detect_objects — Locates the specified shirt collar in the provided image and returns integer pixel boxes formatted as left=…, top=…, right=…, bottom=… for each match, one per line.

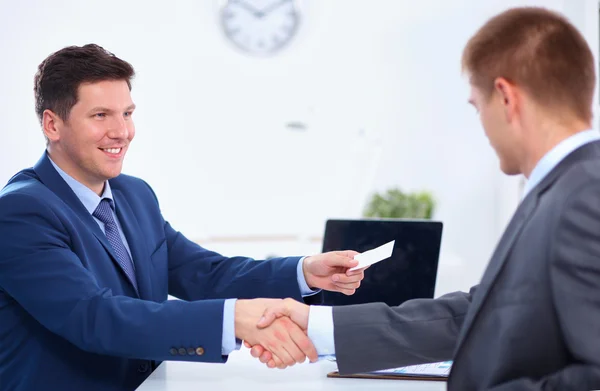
left=522, top=129, right=600, bottom=198
left=47, top=154, right=114, bottom=215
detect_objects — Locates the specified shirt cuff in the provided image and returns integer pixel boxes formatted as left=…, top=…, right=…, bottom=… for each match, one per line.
left=297, top=256, right=321, bottom=297
left=307, top=305, right=336, bottom=358
left=222, top=299, right=241, bottom=355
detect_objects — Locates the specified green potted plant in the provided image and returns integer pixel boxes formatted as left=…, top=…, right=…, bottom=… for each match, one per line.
left=363, top=188, right=435, bottom=219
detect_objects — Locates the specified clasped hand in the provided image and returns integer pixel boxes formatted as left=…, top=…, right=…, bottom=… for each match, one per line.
left=236, top=251, right=367, bottom=369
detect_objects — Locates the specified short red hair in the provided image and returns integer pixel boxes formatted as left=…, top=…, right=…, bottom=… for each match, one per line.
left=462, top=7, right=595, bottom=123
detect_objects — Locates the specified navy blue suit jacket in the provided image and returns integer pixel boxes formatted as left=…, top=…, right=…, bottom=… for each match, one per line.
left=0, top=154, right=305, bottom=391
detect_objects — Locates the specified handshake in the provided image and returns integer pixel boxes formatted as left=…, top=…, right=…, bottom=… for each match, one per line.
left=234, top=250, right=367, bottom=369
left=234, top=298, right=315, bottom=369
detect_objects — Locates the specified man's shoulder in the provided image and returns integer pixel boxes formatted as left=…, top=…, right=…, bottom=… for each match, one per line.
left=565, top=139, right=600, bottom=179
left=541, top=152, right=600, bottom=211
left=1, top=168, right=48, bottom=199
left=0, top=168, right=58, bottom=216
left=555, top=154, right=600, bottom=192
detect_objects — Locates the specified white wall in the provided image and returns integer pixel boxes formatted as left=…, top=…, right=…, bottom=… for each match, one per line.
left=0, top=0, right=596, bottom=295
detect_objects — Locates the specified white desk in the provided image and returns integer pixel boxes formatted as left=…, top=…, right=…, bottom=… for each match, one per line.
left=137, top=347, right=446, bottom=390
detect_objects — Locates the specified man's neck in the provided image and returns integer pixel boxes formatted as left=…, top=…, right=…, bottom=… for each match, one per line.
left=521, top=120, right=590, bottom=178
left=47, top=148, right=105, bottom=196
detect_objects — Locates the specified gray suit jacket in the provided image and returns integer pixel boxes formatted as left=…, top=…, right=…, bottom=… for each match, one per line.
left=333, top=140, right=600, bottom=390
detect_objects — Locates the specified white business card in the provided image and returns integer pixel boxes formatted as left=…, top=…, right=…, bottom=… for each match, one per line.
left=349, top=240, right=395, bottom=271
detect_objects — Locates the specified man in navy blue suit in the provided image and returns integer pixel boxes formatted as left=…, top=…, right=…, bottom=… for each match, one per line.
left=0, top=44, right=365, bottom=391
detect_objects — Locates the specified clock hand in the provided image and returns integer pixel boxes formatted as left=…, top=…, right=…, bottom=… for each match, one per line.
left=233, top=0, right=263, bottom=17
left=257, top=0, right=291, bottom=18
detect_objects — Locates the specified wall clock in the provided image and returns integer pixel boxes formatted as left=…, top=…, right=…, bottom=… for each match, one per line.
left=220, top=0, right=301, bottom=56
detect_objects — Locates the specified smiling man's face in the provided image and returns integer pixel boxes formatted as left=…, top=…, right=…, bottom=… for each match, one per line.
left=46, top=79, right=136, bottom=193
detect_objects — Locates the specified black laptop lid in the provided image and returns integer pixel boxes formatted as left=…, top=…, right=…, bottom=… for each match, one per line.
left=320, top=219, right=443, bottom=307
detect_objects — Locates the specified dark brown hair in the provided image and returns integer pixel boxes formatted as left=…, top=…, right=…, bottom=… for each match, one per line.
left=34, top=44, right=135, bottom=124
left=462, top=7, right=595, bottom=123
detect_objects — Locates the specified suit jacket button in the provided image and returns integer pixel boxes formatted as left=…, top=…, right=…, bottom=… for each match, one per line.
left=196, top=347, right=205, bottom=356
left=169, top=348, right=178, bottom=356
left=178, top=348, right=187, bottom=356
left=138, top=363, right=149, bottom=373
left=187, top=348, right=196, bottom=356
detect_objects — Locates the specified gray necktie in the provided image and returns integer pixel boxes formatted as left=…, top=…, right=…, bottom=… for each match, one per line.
left=93, top=198, right=138, bottom=291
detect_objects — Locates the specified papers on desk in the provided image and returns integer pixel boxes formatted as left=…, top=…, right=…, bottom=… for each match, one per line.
left=349, top=240, right=395, bottom=271
left=327, top=361, right=452, bottom=381
left=369, top=361, right=452, bottom=378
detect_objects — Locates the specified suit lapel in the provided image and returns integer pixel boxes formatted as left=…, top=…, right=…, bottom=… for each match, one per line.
left=112, top=189, right=153, bottom=300
left=33, top=153, right=140, bottom=297
left=453, top=194, right=538, bottom=354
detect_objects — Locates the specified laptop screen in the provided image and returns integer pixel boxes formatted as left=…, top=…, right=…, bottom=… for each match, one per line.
left=319, top=219, right=443, bottom=307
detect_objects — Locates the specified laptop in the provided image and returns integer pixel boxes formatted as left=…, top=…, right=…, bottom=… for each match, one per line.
left=319, top=218, right=443, bottom=307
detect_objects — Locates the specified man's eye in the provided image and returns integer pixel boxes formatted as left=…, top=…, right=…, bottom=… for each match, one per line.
left=95, top=113, right=106, bottom=118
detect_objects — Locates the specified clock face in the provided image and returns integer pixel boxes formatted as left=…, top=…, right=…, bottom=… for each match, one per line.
left=221, top=0, right=300, bottom=56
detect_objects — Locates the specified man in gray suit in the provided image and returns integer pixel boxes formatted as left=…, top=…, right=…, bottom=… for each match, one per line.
left=243, top=7, right=600, bottom=390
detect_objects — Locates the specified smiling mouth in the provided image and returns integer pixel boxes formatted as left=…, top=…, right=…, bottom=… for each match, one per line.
left=101, top=147, right=122, bottom=154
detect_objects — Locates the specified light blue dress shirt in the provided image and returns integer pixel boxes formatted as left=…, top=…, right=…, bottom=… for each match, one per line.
left=48, top=156, right=317, bottom=356
left=521, top=129, right=600, bottom=197
left=49, top=158, right=133, bottom=258
left=306, top=129, right=600, bottom=359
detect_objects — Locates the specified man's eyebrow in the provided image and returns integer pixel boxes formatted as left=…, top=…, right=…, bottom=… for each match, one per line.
left=88, top=104, right=136, bottom=113
left=89, top=106, right=113, bottom=113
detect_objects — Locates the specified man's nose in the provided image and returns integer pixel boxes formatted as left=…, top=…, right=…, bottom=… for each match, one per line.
left=108, top=116, right=129, bottom=139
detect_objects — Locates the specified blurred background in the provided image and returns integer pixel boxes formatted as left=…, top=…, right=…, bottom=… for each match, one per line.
left=1, top=0, right=598, bottom=296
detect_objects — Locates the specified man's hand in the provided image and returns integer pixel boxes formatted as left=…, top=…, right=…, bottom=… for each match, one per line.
left=244, top=298, right=311, bottom=368
left=302, top=250, right=366, bottom=295
left=235, top=299, right=317, bottom=368
left=258, top=298, right=310, bottom=329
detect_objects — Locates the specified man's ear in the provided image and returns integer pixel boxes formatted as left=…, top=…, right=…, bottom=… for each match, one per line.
left=42, top=110, right=63, bottom=142
left=494, top=77, right=518, bottom=123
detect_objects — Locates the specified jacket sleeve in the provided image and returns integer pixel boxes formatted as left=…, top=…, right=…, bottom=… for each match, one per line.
left=163, top=221, right=305, bottom=302
left=333, top=287, right=476, bottom=374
